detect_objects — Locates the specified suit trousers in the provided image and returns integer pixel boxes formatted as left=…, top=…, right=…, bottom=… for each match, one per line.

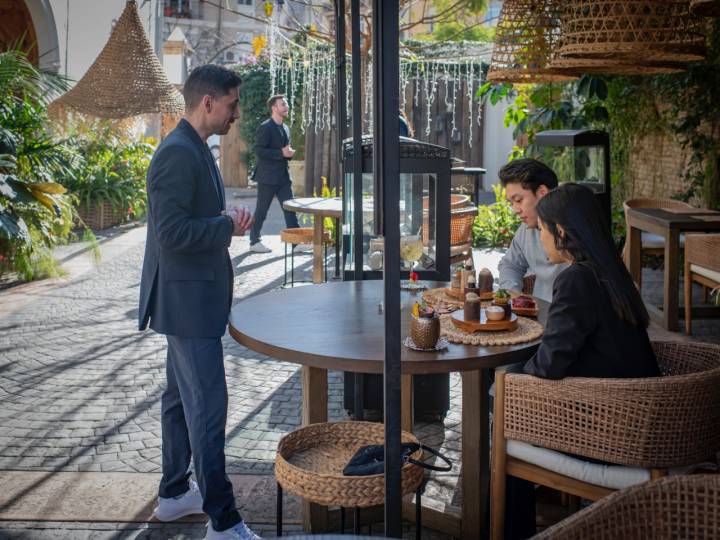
left=159, top=335, right=241, bottom=532
left=249, top=181, right=299, bottom=245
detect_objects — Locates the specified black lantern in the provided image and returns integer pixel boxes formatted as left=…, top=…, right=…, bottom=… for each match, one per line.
left=342, top=136, right=452, bottom=282
left=533, top=129, right=611, bottom=228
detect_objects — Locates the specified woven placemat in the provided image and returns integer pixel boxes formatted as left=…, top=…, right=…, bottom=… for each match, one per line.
left=440, top=313, right=543, bottom=346
left=423, top=287, right=493, bottom=314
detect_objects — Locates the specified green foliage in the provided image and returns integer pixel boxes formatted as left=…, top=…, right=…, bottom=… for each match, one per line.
left=472, top=184, right=520, bottom=248
left=233, top=62, right=305, bottom=174
left=415, top=23, right=494, bottom=43
left=235, top=64, right=271, bottom=172
left=0, top=47, right=76, bottom=281
left=299, top=176, right=337, bottom=242
left=56, top=126, right=155, bottom=220
left=649, top=20, right=720, bottom=207
left=413, top=0, right=493, bottom=42
left=478, top=20, right=720, bottom=251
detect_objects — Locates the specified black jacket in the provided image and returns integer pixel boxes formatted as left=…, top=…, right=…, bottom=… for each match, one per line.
left=138, top=119, right=234, bottom=338
left=253, top=118, right=291, bottom=185
left=524, top=263, right=660, bottom=380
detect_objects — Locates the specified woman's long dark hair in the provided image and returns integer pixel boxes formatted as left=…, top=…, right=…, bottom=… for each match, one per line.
left=536, top=183, right=649, bottom=328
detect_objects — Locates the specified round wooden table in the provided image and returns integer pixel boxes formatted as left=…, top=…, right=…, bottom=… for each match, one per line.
left=282, top=198, right=342, bottom=283
left=229, top=280, right=547, bottom=539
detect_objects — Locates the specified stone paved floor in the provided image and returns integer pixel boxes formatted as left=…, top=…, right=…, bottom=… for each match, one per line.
left=1, top=189, right=717, bottom=539
left=0, top=191, right=460, bottom=538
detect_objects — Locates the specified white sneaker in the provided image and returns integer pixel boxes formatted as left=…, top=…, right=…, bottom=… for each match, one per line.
left=293, top=243, right=313, bottom=253
left=153, top=479, right=204, bottom=521
left=204, top=520, right=263, bottom=540
left=249, top=241, right=272, bottom=253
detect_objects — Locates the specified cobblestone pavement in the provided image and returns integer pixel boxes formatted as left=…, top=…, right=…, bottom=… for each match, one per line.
left=2, top=190, right=716, bottom=539
left=0, top=193, right=460, bottom=538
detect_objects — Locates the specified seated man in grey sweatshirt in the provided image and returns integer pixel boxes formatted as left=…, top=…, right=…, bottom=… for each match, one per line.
left=497, top=158, right=568, bottom=302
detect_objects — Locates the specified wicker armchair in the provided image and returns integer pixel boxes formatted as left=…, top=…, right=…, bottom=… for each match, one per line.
left=622, top=198, right=693, bottom=286
left=449, top=205, right=478, bottom=264
left=490, top=341, right=720, bottom=540
left=684, top=233, right=720, bottom=334
left=532, top=474, right=720, bottom=539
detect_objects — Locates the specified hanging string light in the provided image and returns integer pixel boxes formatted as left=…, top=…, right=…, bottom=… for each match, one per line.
left=260, top=31, right=488, bottom=146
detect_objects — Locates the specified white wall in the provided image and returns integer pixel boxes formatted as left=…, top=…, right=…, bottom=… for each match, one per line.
left=48, top=0, right=161, bottom=83
left=25, top=0, right=60, bottom=72
left=482, top=97, right=516, bottom=191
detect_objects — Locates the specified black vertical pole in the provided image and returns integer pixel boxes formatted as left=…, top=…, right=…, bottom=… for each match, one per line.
left=334, top=0, right=346, bottom=282
left=334, top=0, right=346, bottom=158
left=351, top=0, right=363, bottom=280
left=372, top=0, right=402, bottom=537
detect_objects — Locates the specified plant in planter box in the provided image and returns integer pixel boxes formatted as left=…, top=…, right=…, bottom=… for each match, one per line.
left=0, top=48, right=76, bottom=281
left=58, top=126, right=155, bottom=228
left=472, top=184, right=520, bottom=248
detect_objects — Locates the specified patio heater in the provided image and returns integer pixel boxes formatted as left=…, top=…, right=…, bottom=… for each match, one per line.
left=341, top=136, right=452, bottom=282
left=340, top=138, right=453, bottom=427
left=533, top=129, right=612, bottom=229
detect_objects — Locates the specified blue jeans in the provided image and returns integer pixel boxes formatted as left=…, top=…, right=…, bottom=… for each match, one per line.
left=159, top=335, right=241, bottom=532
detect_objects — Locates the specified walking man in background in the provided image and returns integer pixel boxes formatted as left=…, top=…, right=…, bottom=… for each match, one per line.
left=138, top=64, right=261, bottom=540
left=248, top=95, right=301, bottom=253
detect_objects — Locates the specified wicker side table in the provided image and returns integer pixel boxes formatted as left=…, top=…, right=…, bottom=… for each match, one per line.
left=275, top=422, right=426, bottom=538
left=280, top=227, right=331, bottom=287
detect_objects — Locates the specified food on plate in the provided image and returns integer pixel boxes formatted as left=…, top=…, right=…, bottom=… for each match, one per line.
left=512, top=295, right=537, bottom=309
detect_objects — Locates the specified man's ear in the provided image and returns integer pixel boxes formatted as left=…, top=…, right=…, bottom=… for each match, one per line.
left=202, top=94, right=213, bottom=113
left=535, top=184, right=550, bottom=198
left=556, top=224, right=566, bottom=238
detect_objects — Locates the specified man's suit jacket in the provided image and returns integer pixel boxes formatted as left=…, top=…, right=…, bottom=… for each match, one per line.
left=138, top=119, right=234, bottom=338
left=253, top=118, right=291, bottom=185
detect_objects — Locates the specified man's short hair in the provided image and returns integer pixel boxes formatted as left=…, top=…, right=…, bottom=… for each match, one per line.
left=498, top=158, right=559, bottom=193
left=183, top=64, right=242, bottom=112
left=267, top=94, right=286, bottom=112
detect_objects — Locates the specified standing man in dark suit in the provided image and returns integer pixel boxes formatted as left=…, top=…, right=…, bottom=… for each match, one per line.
left=138, top=65, right=261, bottom=540
left=248, top=95, right=300, bottom=253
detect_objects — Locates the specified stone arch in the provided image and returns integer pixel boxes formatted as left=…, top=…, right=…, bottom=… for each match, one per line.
left=0, top=0, right=60, bottom=71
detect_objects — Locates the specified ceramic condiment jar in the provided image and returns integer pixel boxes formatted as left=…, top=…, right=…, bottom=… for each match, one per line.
left=463, top=292, right=481, bottom=321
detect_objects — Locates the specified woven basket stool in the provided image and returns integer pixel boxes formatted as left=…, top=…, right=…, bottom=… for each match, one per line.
left=275, top=422, right=426, bottom=537
left=280, top=227, right=331, bottom=287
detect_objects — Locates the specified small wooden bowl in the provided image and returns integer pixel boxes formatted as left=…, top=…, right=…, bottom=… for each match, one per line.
left=451, top=310, right=518, bottom=333
left=478, top=291, right=495, bottom=301
left=485, top=306, right=506, bottom=321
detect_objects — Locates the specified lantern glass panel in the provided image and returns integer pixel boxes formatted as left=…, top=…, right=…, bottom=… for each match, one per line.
left=343, top=171, right=438, bottom=273
left=533, top=145, right=607, bottom=194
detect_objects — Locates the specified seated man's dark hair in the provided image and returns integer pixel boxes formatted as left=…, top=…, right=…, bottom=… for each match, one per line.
left=183, top=64, right=242, bottom=112
left=267, top=94, right=286, bottom=112
left=498, top=158, right=558, bottom=193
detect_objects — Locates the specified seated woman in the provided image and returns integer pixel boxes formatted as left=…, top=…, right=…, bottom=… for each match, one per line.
left=524, top=182, right=660, bottom=379
left=504, top=183, right=660, bottom=539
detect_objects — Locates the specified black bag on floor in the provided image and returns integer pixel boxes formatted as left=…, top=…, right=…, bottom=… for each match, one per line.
left=342, top=443, right=452, bottom=476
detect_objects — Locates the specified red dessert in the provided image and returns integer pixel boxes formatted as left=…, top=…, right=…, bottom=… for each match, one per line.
left=512, top=295, right=537, bottom=309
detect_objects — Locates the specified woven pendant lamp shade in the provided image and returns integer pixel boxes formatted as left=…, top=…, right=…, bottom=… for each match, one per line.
left=557, top=0, right=706, bottom=64
left=50, top=1, right=184, bottom=119
left=487, top=0, right=579, bottom=84
left=548, top=57, right=686, bottom=75
left=691, top=0, right=720, bottom=17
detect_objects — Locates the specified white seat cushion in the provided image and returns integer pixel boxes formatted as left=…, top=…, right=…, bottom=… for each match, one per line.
left=507, top=440, right=650, bottom=490
left=690, top=264, right=720, bottom=284
left=641, top=232, right=685, bottom=250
